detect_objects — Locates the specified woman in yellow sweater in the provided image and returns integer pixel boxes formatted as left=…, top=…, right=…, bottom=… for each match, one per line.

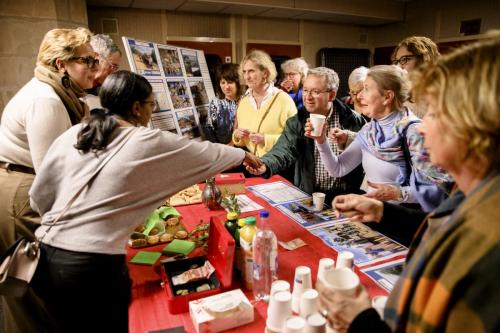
left=232, top=50, right=297, bottom=157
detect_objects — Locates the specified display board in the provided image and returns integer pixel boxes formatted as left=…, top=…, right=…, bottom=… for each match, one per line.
left=122, top=37, right=215, bottom=139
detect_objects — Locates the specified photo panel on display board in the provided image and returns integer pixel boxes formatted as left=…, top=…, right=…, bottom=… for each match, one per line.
left=157, top=45, right=184, bottom=77
left=124, top=38, right=160, bottom=76
left=189, top=79, right=210, bottom=106
left=175, top=109, right=200, bottom=139
left=180, top=49, right=202, bottom=77
left=167, top=80, right=193, bottom=109
left=150, top=112, right=179, bottom=135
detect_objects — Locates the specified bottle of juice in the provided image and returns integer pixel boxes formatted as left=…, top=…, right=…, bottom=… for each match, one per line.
left=225, top=211, right=238, bottom=239
left=240, top=216, right=258, bottom=290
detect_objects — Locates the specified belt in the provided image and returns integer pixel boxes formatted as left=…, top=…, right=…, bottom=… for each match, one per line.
left=0, top=162, right=36, bottom=175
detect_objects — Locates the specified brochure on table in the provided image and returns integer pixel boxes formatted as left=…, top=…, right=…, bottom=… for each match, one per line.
left=360, top=258, right=405, bottom=292
left=308, top=221, right=408, bottom=267
left=122, top=37, right=215, bottom=139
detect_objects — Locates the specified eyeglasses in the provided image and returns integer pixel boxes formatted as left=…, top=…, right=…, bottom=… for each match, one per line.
left=392, top=55, right=416, bottom=66
left=142, top=100, right=158, bottom=111
left=284, top=72, right=299, bottom=78
left=349, top=89, right=363, bottom=97
left=102, top=57, right=120, bottom=72
left=303, top=89, right=330, bottom=98
left=69, top=56, right=99, bottom=68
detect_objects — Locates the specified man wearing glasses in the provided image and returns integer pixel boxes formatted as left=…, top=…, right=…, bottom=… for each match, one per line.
left=245, top=67, right=366, bottom=202
left=84, top=34, right=122, bottom=109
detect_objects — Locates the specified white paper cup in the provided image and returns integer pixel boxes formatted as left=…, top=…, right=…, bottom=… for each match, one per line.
left=321, top=267, right=360, bottom=296
left=283, top=316, right=306, bottom=333
left=292, top=266, right=312, bottom=313
left=371, top=295, right=388, bottom=319
left=336, top=251, right=354, bottom=269
left=312, top=192, right=326, bottom=211
left=316, top=258, right=335, bottom=285
left=304, top=312, right=326, bottom=333
left=267, top=291, right=292, bottom=332
left=271, top=280, right=291, bottom=297
left=299, top=288, right=319, bottom=318
left=310, top=114, right=326, bottom=136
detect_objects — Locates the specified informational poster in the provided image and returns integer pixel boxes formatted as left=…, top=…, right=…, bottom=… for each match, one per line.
left=361, top=259, right=405, bottom=292
left=122, top=37, right=215, bottom=139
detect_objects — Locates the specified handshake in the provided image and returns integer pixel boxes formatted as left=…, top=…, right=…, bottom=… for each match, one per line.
left=243, top=152, right=267, bottom=175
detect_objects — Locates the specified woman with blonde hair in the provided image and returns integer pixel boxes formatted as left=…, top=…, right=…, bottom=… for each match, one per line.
left=306, top=65, right=450, bottom=215
left=0, top=26, right=97, bottom=332
left=232, top=49, right=297, bottom=157
left=319, top=34, right=500, bottom=333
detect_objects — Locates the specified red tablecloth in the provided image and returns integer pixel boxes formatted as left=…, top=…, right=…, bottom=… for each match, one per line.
left=128, top=175, right=390, bottom=333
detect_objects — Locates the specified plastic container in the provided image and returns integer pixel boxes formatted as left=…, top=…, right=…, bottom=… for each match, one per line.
left=252, top=210, right=278, bottom=302
left=240, top=216, right=258, bottom=290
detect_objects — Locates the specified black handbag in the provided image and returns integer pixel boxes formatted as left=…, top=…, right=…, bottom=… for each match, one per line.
left=0, top=128, right=136, bottom=298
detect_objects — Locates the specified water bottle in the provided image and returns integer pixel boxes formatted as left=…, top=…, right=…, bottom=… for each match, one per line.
left=252, top=210, right=278, bottom=302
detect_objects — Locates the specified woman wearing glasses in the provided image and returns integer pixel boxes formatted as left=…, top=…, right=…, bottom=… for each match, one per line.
left=391, top=36, right=440, bottom=72
left=28, top=70, right=259, bottom=332
left=279, top=57, right=309, bottom=111
left=232, top=50, right=297, bottom=157
left=0, top=27, right=97, bottom=332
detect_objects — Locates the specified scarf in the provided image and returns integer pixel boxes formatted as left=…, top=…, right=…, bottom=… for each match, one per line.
left=34, top=65, right=89, bottom=125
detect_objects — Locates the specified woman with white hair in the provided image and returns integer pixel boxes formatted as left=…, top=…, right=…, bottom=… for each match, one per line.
left=232, top=50, right=297, bottom=157
left=280, top=57, right=309, bottom=111
left=343, top=66, right=369, bottom=115
left=306, top=65, right=450, bottom=214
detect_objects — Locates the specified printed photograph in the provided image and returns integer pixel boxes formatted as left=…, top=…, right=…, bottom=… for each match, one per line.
left=158, top=46, right=183, bottom=77
left=167, top=81, right=192, bottom=109
left=127, top=39, right=160, bottom=75
left=175, top=109, right=200, bottom=139
left=189, top=80, right=209, bottom=106
left=181, top=49, right=202, bottom=77
left=310, top=222, right=408, bottom=266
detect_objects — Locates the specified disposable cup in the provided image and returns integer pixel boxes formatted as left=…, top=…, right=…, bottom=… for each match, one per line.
left=283, top=316, right=306, bottom=333
left=291, top=266, right=312, bottom=313
left=271, top=280, right=291, bottom=297
left=371, top=295, right=388, bottom=319
left=266, top=291, right=292, bottom=332
left=304, top=312, right=326, bottom=333
left=299, top=288, right=319, bottom=318
left=312, top=192, right=326, bottom=211
left=321, top=267, right=360, bottom=296
left=336, top=251, right=354, bottom=269
left=316, top=258, right=335, bottom=285
left=310, top=114, right=326, bottom=136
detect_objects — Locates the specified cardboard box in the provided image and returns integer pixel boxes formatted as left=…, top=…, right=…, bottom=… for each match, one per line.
left=189, top=289, right=254, bottom=333
left=161, top=216, right=235, bottom=314
left=215, top=173, right=246, bottom=196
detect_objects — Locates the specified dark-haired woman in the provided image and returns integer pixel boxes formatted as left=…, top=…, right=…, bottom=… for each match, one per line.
left=202, top=63, right=243, bottom=144
left=28, top=70, right=261, bottom=332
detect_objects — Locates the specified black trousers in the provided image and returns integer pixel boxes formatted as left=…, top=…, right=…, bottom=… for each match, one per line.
left=30, top=244, right=132, bottom=333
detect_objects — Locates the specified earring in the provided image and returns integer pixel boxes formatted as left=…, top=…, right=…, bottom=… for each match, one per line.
left=61, top=71, right=71, bottom=89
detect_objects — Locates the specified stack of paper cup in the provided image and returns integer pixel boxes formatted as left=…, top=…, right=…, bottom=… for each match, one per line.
left=266, top=291, right=292, bottom=332
left=304, top=312, right=326, bottom=333
left=271, top=280, right=291, bottom=297
left=299, top=289, right=319, bottom=318
left=321, top=267, right=360, bottom=296
left=291, top=266, right=312, bottom=313
left=316, top=258, right=335, bottom=284
left=283, top=316, right=306, bottom=333
left=336, top=251, right=354, bottom=269
left=310, top=114, right=326, bottom=136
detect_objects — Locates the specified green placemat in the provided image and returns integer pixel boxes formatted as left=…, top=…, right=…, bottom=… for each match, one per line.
left=162, top=239, right=196, bottom=256
left=129, top=251, right=162, bottom=265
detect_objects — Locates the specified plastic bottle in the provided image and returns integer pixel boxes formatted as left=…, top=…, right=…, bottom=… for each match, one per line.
left=225, top=212, right=238, bottom=239
left=240, top=216, right=258, bottom=290
left=252, top=210, right=278, bottom=302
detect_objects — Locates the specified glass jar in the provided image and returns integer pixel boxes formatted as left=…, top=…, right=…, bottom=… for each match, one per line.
left=201, top=177, right=222, bottom=210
